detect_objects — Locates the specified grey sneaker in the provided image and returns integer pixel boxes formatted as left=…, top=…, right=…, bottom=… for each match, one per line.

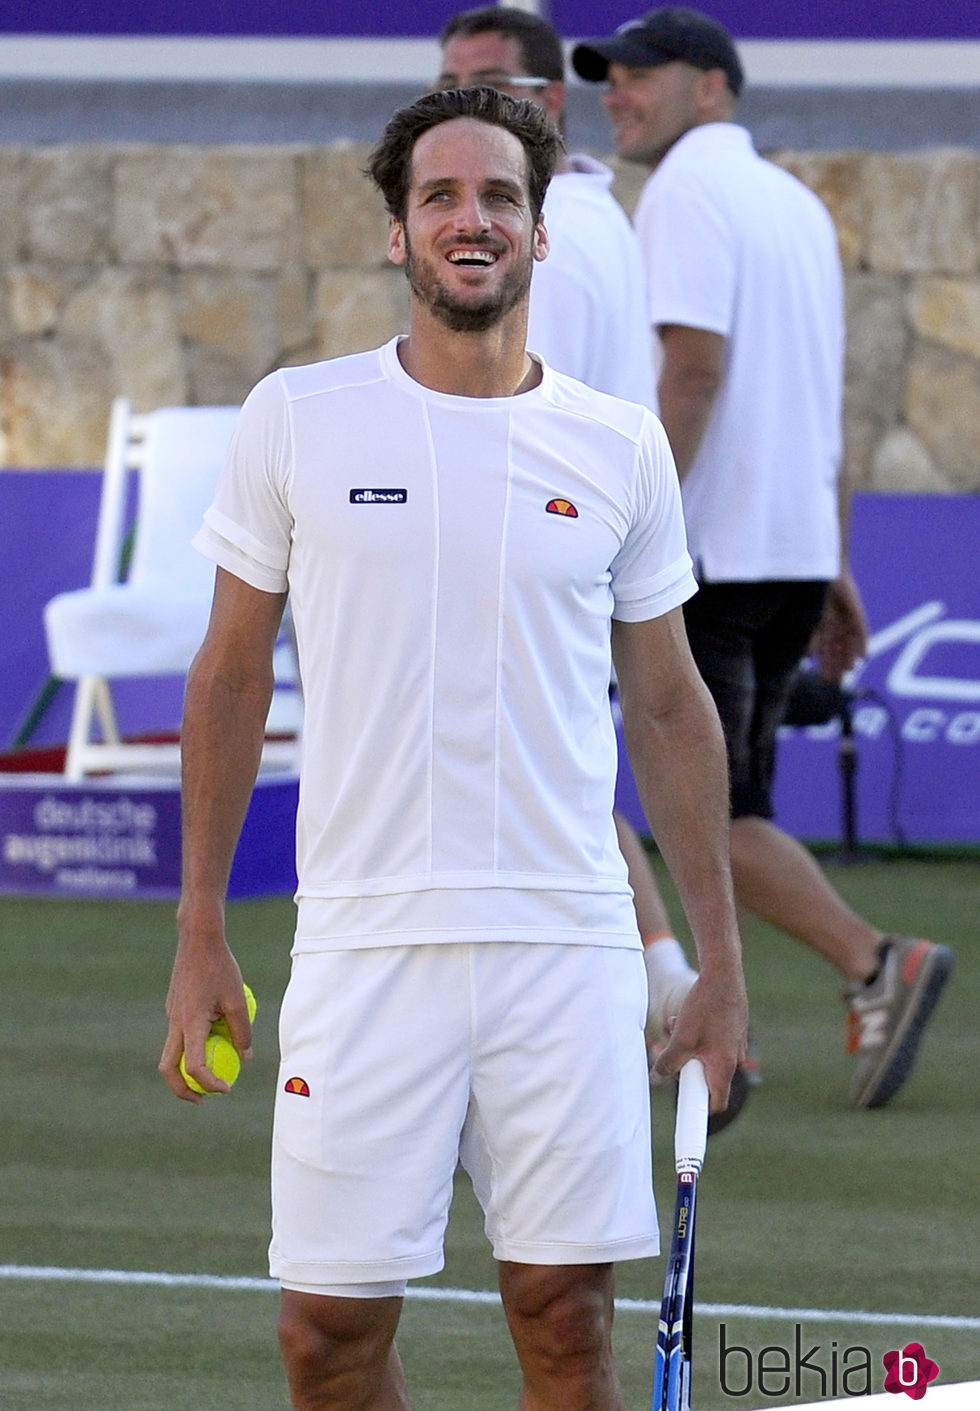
left=845, top=938, right=953, bottom=1108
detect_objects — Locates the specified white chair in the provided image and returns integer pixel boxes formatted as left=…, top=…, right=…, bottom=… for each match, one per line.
left=44, top=397, right=302, bottom=780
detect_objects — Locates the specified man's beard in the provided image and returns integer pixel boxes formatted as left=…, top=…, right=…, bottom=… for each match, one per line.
left=404, top=233, right=532, bottom=333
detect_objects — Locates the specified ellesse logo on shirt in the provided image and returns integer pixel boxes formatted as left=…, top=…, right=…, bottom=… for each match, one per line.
left=350, top=488, right=408, bottom=504
left=546, top=498, right=578, bottom=518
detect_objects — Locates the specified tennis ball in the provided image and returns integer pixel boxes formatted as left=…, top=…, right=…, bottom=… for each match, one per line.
left=179, top=1032, right=241, bottom=1096
left=212, top=982, right=257, bottom=1039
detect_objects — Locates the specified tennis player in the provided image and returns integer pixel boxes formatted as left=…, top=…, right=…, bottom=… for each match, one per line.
left=160, top=86, right=747, bottom=1411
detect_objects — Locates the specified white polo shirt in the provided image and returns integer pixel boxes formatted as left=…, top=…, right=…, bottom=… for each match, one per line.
left=195, top=338, right=695, bottom=951
left=529, top=155, right=656, bottom=407
left=634, top=122, right=844, bottom=582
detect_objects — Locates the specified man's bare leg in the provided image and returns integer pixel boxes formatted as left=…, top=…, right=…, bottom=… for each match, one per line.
left=498, top=1262, right=623, bottom=1411
left=278, top=1291, right=410, bottom=1411
left=730, top=815, right=882, bottom=982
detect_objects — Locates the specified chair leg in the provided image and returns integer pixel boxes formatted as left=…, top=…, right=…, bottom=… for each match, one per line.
left=64, top=677, right=98, bottom=781
left=64, top=675, right=122, bottom=780
left=92, top=677, right=122, bottom=747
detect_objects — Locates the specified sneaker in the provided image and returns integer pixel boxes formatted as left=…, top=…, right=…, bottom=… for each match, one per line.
left=741, top=1030, right=763, bottom=1088
left=845, top=938, right=953, bottom=1108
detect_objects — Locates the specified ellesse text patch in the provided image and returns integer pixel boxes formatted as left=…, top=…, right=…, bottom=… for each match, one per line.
left=349, top=488, right=408, bottom=504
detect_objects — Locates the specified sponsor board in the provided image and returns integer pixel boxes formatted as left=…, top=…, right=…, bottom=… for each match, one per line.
left=0, top=772, right=297, bottom=900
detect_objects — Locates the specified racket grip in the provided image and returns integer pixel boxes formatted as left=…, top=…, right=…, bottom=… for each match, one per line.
left=675, top=1059, right=709, bottom=1173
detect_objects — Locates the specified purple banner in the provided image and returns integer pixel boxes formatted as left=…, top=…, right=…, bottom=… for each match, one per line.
left=4, top=0, right=978, bottom=38
left=618, top=495, right=979, bottom=847
left=0, top=772, right=297, bottom=899
left=0, top=776, right=183, bottom=898
left=553, top=1, right=980, bottom=41
left=1, top=471, right=184, bottom=750
left=6, top=0, right=452, bottom=38
left=770, top=496, right=980, bottom=847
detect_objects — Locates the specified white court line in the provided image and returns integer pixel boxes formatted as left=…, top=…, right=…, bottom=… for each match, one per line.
left=1, top=1265, right=977, bottom=1332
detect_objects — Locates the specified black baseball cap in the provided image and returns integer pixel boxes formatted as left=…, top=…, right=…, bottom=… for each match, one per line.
left=572, top=7, right=744, bottom=96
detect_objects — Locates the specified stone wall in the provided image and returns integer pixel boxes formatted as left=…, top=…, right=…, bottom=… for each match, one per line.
left=1, top=141, right=978, bottom=493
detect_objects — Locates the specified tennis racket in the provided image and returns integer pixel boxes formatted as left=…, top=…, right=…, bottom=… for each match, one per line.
left=652, top=1058, right=710, bottom=1411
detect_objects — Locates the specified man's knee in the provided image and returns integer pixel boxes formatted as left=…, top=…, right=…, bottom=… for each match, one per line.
left=499, top=1263, right=616, bottom=1367
left=278, top=1290, right=402, bottom=1402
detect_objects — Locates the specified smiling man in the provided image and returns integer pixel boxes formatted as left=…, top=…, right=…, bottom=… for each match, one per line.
left=160, top=87, right=746, bottom=1411
left=395, top=118, right=543, bottom=337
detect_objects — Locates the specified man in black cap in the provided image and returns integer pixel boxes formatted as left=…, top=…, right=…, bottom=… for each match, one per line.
left=572, top=8, right=953, bottom=1112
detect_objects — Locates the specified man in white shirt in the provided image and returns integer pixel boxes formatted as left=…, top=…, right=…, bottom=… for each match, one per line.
left=437, top=6, right=655, bottom=406
left=160, top=86, right=746, bottom=1410
left=573, top=6, right=952, bottom=1111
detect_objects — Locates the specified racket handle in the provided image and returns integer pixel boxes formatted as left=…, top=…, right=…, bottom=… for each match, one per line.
left=675, top=1058, right=709, bottom=1174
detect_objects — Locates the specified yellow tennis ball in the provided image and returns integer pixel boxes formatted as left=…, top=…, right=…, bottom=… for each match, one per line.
left=179, top=1032, right=241, bottom=1096
left=243, top=983, right=257, bottom=1024
left=212, top=983, right=257, bottom=1039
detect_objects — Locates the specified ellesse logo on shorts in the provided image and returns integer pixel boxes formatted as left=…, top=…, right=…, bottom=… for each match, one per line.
left=350, top=488, right=408, bottom=504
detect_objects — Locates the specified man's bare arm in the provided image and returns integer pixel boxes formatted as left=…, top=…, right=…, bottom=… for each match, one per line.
left=159, top=567, right=288, bottom=1102
left=612, top=607, right=747, bottom=1110
left=655, top=324, right=725, bottom=480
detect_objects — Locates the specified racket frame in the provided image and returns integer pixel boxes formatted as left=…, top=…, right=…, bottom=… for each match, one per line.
left=652, top=1059, right=709, bottom=1411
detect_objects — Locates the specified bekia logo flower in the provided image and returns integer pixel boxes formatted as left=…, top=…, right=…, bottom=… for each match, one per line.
left=883, top=1342, right=939, bottom=1400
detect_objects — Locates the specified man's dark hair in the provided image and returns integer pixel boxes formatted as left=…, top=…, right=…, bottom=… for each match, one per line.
left=367, top=86, right=560, bottom=224
left=440, top=6, right=565, bottom=84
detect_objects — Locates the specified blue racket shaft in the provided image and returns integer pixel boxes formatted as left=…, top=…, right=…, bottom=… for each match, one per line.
left=652, top=1059, right=709, bottom=1411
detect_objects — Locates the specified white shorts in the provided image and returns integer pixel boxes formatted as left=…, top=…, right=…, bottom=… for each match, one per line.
left=269, top=941, right=658, bottom=1292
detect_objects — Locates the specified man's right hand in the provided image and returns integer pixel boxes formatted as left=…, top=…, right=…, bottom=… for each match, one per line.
left=650, top=969, right=748, bottom=1118
left=159, top=928, right=252, bottom=1102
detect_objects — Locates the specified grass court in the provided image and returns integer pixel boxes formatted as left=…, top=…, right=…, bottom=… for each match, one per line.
left=1, top=851, right=976, bottom=1409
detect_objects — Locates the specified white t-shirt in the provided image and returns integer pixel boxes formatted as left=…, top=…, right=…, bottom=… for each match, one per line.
left=529, top=155, right=656, bottom=407
left=195, top=338, right=695, bottom=951
left=634, top=123, right=844, bottom=582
